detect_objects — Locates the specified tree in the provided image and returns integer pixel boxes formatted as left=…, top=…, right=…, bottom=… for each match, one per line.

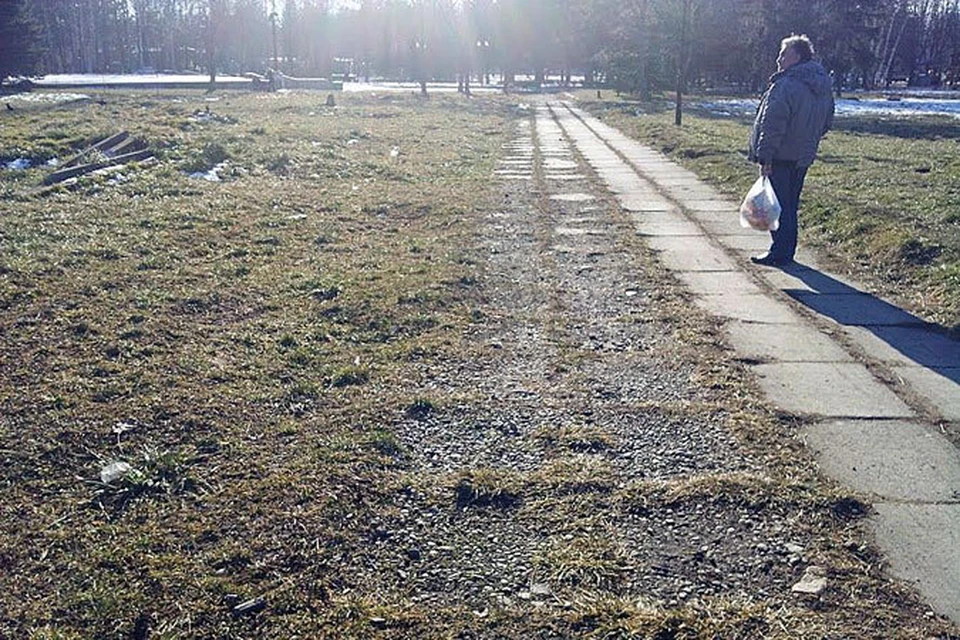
left=0, top=0, right=43, bottom=81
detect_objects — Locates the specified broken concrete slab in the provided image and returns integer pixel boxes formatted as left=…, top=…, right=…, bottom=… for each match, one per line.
left=752, top=362, right=915, bottom=418
left=803, top=419, right=960, bottom=501
left=869, top=503, right=960, bottom=623
left=725, top=321, right=855, bottom=363
left=893, top=366, right=960, bottom=422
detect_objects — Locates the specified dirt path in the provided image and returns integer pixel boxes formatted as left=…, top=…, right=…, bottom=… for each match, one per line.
left=321, top=101, right=958, bottom=637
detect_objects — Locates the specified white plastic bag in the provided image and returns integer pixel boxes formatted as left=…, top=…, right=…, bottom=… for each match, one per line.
left=739, top=176, right=781, bottom=231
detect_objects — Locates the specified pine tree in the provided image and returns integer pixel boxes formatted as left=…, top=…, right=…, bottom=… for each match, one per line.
left=0, top=0, right=43, bottom=82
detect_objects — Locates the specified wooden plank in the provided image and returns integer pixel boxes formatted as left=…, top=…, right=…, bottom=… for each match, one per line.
left=61, top=131, right=130, bottom=168
left=103, top=137, right=145, bottom=157
left=44, top=149, right=153, bottom=185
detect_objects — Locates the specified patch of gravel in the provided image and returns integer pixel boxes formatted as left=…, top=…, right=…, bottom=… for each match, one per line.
left=394, top=405, right=551, bottom=473
left=588, top=407, right=753, bottom=481
left=602, top=501, right=808, bottom=604
left=345, top=109, right=846, bottom=625
left=350, top=493, right=542, bottom=609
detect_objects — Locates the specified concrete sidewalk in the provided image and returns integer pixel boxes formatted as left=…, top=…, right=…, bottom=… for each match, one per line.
left=544, top=100, right=960, bottom=624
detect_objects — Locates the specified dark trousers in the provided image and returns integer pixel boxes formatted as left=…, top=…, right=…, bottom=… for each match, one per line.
left=767, top=161, right=808, bottom=261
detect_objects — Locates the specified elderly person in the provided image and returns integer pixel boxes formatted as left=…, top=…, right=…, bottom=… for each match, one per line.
left=748, top=34, right=835, bottom=266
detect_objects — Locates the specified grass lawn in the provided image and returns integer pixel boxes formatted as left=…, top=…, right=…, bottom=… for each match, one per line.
left=1, top=90, right=956, bottom=639
left=578, top=91, right=960, bottom=333
left=0, top=90, right=508, bottom=637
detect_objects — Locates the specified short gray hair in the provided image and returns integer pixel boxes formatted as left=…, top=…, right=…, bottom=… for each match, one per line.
left=781, top=35, right=815, bottom=62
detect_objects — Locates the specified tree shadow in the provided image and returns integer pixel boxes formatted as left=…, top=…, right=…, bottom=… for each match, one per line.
left=778, top=262, right=959, bottom=385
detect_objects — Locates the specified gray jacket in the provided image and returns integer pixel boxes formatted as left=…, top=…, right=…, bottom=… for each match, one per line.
left=748, top=60, right=835, bottom=168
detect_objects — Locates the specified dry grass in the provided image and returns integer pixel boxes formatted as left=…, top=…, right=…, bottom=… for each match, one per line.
left=0, top=90, right=956, bottom=639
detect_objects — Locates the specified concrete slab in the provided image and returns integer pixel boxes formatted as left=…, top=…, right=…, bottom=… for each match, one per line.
left=803, top=420, right=960, bottom=501
left=550, top=193, right=596, bottom=203
left=682, top=210, right=739, bottom=226
left=550, top=101, right=960, bottom=626
left=655, top=178, right=716, bottom=188
left=700, top=221, right=760, bottom=237
left=783, top=261, right=860, bottom=280
left=545, top=174, right=588, bottom=181
left=787, top=292, right=924, bottom=327
left=893, top=366, right=960, bottom=421
left=633, top=219, right=705, bottom=237
left=751, top=362, right=915, bottom=418
left=725, top=321, right=854, bottom=363
left=713, top=234, right=773, bottom=252
left=665, top=187, right=724, bottom=201
left=756, top=266, right=862, bottom=295
left=644, top=236, right=739, bottom=272
left=544, top=159, right=578, bottom=170
left=632, top=166, right=699, bottom=179
left=841, top=325, right=960, bottom=369
left=869, top=503, right=960, bottom=623
left=681, top=200, right=739, bottom=212
left=697, top=293, right=804, bottom=324
left=676, top=271, right=764, bottom=296
left=604, top=175, right=650, bottom=194
left=619, top=196, right=680, bottom=213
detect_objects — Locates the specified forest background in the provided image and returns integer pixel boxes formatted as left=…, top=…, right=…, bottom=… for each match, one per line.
left=2, top=0, right=960, bottom=94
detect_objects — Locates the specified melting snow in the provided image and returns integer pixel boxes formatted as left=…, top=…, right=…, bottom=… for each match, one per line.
left=1, top=92, right=89, bottom=105
left=700, top=95, right=960, bottom=119
left=188, top=163, right=225, bottom=182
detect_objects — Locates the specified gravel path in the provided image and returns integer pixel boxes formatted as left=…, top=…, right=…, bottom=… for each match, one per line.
left=348, top=106, right=822, bottom=612
left=310, top=102, right=958, bottom=638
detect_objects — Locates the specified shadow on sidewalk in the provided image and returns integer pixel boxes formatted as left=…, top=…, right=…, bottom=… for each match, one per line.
left=778, top=263, right=960, bottom=385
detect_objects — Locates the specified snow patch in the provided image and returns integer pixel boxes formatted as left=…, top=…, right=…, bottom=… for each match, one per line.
left=700, top=96, right=960, bottom=119
left=188, top=162, right=226, bottom=182
left=2, top=92, right=90, bottom=105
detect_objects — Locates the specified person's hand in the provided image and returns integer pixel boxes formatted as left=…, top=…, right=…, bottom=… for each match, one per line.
left=760, top=163, right=773, bottom=177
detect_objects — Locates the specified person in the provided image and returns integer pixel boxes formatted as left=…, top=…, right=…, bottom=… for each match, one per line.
left=747, top=34, right=835, bottom=266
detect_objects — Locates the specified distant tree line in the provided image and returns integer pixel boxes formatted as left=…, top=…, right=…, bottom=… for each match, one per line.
left=2, top=0, right=959, bottom=92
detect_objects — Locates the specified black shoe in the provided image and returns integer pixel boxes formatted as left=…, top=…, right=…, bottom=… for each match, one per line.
left=750, top=252, right=789, bottom=266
